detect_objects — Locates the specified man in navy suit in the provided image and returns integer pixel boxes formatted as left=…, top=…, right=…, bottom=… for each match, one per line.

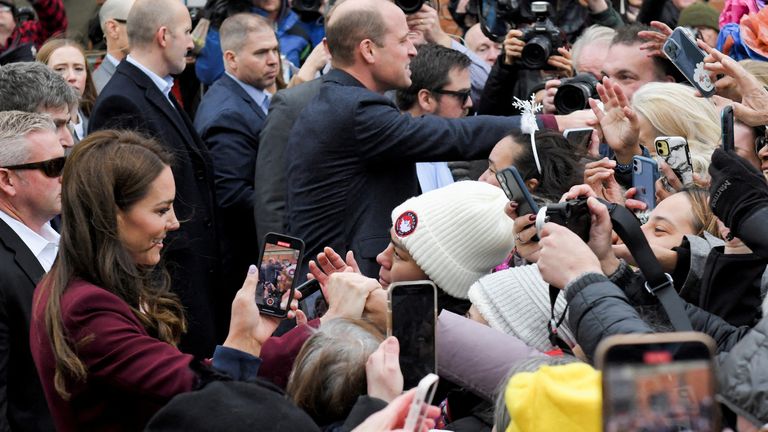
left=195, top=13, right=279, bottom=307
left=89, top=0, right=221, bottom=358
left=0, top=111, right=62, bottom=431
left=285, top=0, right=564, bottom=277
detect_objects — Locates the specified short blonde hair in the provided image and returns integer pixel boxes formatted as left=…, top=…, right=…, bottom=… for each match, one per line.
left=632, top=82, right=720, bottom=177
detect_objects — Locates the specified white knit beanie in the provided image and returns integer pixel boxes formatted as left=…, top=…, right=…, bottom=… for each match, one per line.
left=391, top=181, right=515, bottom=299
left=467, top=265, right=575, bottom=353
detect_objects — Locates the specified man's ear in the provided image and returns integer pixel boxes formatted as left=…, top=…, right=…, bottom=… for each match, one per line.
left=156, top=26, right=169, bottom=48
left=105, top=20, right=119, bottom=40
left=359, top=39, right=376, bottom=64
left=0, top=169, right=17, bottom=198
left=223, top=50, right=237, bottom=72
left=417, top=89, right=436, bottom=113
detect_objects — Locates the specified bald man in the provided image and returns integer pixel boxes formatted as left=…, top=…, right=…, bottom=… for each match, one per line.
left=89, top=0, right=222, bottom=358
left=284, top=0, right=555, bottom=277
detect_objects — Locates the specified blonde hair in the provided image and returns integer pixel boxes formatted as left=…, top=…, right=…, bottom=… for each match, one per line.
left=632, top=82, right=720, bottom=177
left=740, top=59, right=768, bottom=87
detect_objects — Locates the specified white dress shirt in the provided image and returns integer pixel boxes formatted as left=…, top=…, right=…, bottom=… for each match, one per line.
left=0, top=210, right=59, bottom=271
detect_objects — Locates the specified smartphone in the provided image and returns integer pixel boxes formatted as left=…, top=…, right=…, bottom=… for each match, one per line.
left=296, top=278, right=328, bottom=321
left=632, top=155, right=659, bottom=211
left=721, top=105, right=734, bottom=152
left=563, top=127, right=594, bottom=154
left=596, top=332, right=719, bottom=432
left=403, top=373, right=440, bottom=432
left=662, top=27, right=716, bottom=97
left=655, top=136, right=694, bottom=187
left=255, top=233, right=304, bottom=317
left=387, top=281, right=438, bottom=390
left=496, top=166, right=539, bottom=216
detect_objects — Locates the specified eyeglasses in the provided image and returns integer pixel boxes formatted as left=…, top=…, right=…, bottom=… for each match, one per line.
left=432, top=88, right=471, bottom=105
left=113, top=18, right=127, bottom=24
left=2, top=156, right=67, bottom=178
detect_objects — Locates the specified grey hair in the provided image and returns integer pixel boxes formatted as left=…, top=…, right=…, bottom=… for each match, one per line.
left=127, top=0, right=179, bottom=48
left=0, top=111, right=57, bottom=167
left=0, top=62, right=78, bottom=114
left=99, top=0, right=135, bottom=32
left=493, top=355, right=581, bottom=431
left=220, top=13, right=274, bottom=54
left=571, top=25, right=616, bottom=72
left=287, top=318, right=384, bottom=425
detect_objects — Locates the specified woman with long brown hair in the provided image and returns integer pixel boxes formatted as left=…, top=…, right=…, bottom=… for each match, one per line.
left=36, top=38, right=98, bottom=141
left=30, top=130, right=292, bottom=431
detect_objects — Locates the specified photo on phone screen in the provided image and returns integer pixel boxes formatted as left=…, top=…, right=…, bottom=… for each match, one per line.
left=388, top=281, right=437, bottom=390
left=296, top=278, right=328, bottom=320
left=662, top=27, right=715, bottom=97
left=597, top=333, right=718, bottom=432
left=256, top=233, right=304, bottom=317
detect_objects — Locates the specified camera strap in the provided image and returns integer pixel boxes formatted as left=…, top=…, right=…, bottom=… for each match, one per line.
left=546, top=200, right=693, bottom=350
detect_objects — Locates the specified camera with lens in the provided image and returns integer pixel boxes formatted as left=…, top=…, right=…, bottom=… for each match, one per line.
left=396, top=0, right=426, bottom=14
left=535, top=197, right=592, bottom=242
left=518, top=1, right=566, bottom=69
left=554, top=73, right=600, bottom=114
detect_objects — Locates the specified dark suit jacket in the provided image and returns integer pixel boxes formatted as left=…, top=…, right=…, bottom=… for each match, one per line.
left=286, top=69, right=523, bottom=277
left=255, top=78, right=323, bottom=240
left=0, top=219, right=54, bottom=432
left=194, top=74, right=263, bottom=297
left=89, top=60, right=221, bottom=357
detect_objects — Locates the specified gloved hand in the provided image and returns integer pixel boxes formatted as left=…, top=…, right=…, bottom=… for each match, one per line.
left=709, top=148, right=768, bottom=237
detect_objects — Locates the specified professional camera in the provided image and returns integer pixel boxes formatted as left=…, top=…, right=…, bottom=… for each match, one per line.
left=518, top=2, right=566, bottom=69
left=535, top=197, right=592, bottom=242
left=554, top=73, right=600, bottom=114
left=396, top=0, right=425, bottom=14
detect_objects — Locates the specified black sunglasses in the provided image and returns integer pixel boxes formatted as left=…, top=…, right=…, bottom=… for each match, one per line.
left=432, top=88, right=471, bottom=105
left=113, top=18, right=127, bottom=24
left=2, top=156, right=67, bottom=178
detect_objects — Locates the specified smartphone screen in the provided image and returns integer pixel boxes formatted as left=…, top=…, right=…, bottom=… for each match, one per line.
left=256, top=233, right=304, bottom=317
left=601, top=338, right=718, bottom=432
left=388, top=281, right=437, bottom=390
left=721, top=106, right=734, bottom=152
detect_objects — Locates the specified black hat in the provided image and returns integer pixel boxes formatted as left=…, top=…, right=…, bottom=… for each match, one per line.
left=145, top=380, right=322, bottom=432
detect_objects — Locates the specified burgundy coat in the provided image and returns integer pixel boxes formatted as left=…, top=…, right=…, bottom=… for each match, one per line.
left=29, top=279, right=196, bottom=432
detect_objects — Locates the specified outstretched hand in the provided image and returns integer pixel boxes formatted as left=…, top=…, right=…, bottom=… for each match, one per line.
left=352, top=389, right=440, bottom=432
left=307, top=246, right=360, bottom=290
left=638, top=21, right=674, bottom=58
left=589, top=77, right=641, bottom=164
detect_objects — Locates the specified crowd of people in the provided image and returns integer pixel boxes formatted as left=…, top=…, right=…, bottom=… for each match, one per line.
left=2, top=0, right=768, bottom=430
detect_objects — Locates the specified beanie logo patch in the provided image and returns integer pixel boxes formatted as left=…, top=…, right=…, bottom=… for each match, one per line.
left=395, top=211, right=418, bottom=237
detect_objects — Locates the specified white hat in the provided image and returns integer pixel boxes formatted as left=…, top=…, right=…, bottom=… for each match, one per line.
left=391, top=181, right=515, bottom=299
left=468, top=264, right=574, bottom=352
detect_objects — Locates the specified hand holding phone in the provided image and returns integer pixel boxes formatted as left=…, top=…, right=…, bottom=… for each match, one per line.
left=655, top=136, right=694, bottom=187
left=496, top=166, right=540, bottom=216
left=632, top=156, right=659, bottom=211
left=255, top=233, right=304, bottom=317
left=403, top=373, right=439, bottom=432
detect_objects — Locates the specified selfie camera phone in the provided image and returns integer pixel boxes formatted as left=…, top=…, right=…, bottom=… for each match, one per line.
left=563, top=127, right=594, bottom=155
left=387, top=281, right=438, bottom=390
left=296, top=278, right=328, bottom=320
left=662, top=27, right=716, bottom=97
left=721, top=105, right=735, bottom=152
left=255, top=233, right=304, bottom=317
left=655, top=136, right=694, bottom=187
left=496, top=166, right=539, bottom=216
left=403, top=373, right=439, bottom=432
left=596, top=332, right=719, bottom=432
left=632, top=155, right=659, bottom=211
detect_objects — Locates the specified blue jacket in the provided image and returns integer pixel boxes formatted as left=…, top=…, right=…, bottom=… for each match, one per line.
left=195, top=2, right=311, bottom=85
left=285, top=69, right=526, bottom=277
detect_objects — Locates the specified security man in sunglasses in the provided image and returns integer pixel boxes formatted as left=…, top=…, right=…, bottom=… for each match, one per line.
left=0, top=0, right=68, bottom=65
left=0, top=111, right=64, bottom=431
